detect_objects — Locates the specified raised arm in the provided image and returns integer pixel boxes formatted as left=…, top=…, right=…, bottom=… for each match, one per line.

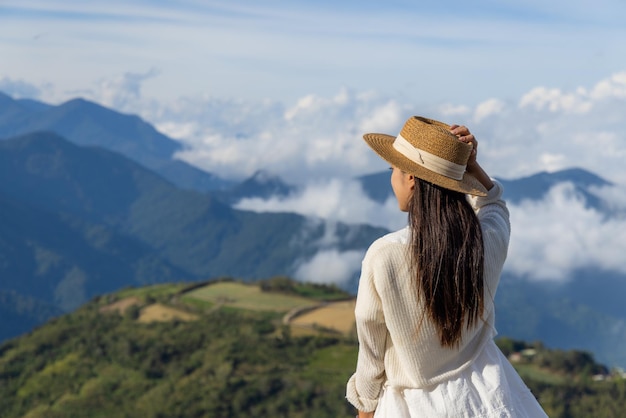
left=450, top=124, right=494, bottom=192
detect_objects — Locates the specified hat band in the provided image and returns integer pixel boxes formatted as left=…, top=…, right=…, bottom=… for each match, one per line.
left=392, top=133, right=466, bottom=180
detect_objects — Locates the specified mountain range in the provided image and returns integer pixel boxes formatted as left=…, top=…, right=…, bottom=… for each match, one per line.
left=1, top=92, right=625, bottom=370
left=357, top=166, right=612, bottom=207
left=0, top=91, right=230, bottom=192
left=0, top=129, right=385, bottom=341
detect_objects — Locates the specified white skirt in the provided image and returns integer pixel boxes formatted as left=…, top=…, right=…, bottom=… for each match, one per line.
left=374, top=341, right=548, bottom=418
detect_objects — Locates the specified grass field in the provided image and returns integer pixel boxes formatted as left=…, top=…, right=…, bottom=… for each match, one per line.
left=99, top=297, right=141, bottom=315
left=99, top=281, right=356, bottom=333
left=138, top=303, right=199, bottom=323
left=290, top=300, right=356, bottom=334
left=184, top=282, right=319, bottom=312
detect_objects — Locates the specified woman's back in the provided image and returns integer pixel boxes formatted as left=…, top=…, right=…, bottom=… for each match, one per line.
left=347, top=181, right=509, bottom=395
left=346, top=116, right=547, bottom=417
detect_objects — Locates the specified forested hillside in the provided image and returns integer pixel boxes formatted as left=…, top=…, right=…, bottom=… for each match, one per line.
left=1, top=278, right=624, bottom=417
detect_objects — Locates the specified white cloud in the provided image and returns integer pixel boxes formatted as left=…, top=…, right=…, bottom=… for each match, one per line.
left=456, top=72, right=626, bottom=183
left=234, top=178, right=406, bottom=231
left=590, top=72, right=626, bottom=100
left=505, top=183, right=626, bottom=281
left=0, top=76, right=43, bottom=98
left=251, top=176, right=626, bottom=287
left=293, top=249, right=364, bottom=285
left=519, top=86, right=592, bottom=113
left=589, top=184, right=626, bottom=213
left=235, top=173, right=626, bottom=286
left=233, top=178, right=405, bottom=287
left=37, top=69, right=617, bottom=189
left=517, top=72, right=626, bottom=114
left=538, top=153, right=567, bottom=172
left=439, top=103, right=471, bottom=117
left=144, top=89, right=414, bottom=183
left=358, top=100, right=405, bottom=134
left=474, top=98, right=506, bottom=122
left=91, top=69, right=159, bottom=110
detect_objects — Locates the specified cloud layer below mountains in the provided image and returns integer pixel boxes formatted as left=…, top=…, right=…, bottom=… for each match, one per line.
left=507, top=183, right=626, bottom=281
left=238, top=178, right=626, bottom=285
left=2, top=71, right=626, bottom=285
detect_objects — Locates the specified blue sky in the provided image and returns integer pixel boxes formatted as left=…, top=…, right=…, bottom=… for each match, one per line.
left=2, top=0, right=626, bottom=105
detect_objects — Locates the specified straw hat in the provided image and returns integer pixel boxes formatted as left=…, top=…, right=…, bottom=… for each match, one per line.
left=363, top=116, right=487, bottom=196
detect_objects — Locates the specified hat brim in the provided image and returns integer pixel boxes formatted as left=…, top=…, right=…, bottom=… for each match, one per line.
left=364, top=133, right=488, bottom=197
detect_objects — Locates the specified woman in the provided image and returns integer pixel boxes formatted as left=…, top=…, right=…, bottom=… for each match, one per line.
left=346, top=116, right=547, bottom=417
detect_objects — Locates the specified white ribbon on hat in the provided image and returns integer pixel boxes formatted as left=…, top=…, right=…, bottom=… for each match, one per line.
left=392, top=133, right=466, bottom=180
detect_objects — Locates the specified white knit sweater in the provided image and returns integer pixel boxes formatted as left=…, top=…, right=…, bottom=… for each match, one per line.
left=346, top=181, right=510, bottom=412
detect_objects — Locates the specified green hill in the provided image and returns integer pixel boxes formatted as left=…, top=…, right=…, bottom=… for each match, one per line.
left=1, top=278, right=624, bottom=418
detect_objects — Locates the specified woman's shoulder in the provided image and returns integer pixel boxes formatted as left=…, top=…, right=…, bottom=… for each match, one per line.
left=373, top=226, right=410, bottom=247
left=362, top=228, right=412, bottom=290
left=363, top=226, right=410, bottom=262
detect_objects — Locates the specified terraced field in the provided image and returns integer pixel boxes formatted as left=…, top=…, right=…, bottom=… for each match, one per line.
left=184, top=282, right=357, bottom=335
left=290, top=300, right=356, bottom=334
left=184, top=281, right=319, bottom=312
left=138, top=303, right=199, bottom=323
left=100, top=281, right=357, bottom=335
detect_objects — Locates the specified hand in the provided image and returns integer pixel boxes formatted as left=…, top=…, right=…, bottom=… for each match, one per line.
left=357, top=411, right=375, bottom=418
left=449, top=124, right=478, bottom=169
left=450, top=124, right=494, bottom=191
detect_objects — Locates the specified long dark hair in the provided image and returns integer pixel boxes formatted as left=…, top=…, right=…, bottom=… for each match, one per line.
left=407, top=178, right=485, bottom=348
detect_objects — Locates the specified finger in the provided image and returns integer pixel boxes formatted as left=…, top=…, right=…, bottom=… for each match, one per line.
left=449, top=125, right=462, bottom=136
left=458, top=134, right=475, bottom=144
left=450, top=126, right=471, bottom=139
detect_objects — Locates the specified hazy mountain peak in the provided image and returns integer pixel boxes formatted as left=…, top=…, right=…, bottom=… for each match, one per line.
left=58, top=97, right=134, bottom=120
left=510, top=167, right=611, bottom=187
left=250, top=169, right=286, bottom=185
left=0, top=91, right=14, bottom=104
left=356, top=166, right=611, bottom=206
left=215, top=170, right=297, bottom=204
left=0, top=90, right=232, bottom=193
left=496, top=167, right=611, bottom=206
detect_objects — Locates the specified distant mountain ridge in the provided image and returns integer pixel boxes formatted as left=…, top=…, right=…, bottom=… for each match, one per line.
left=356, top=167, right=612, bottom=208
left=214, top=169, right=296, bottom=204
left=0, top=92, right=230, bottom=192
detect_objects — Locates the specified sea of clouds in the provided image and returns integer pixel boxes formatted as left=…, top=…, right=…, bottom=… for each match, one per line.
left=2, top=71, right=626, bottom=286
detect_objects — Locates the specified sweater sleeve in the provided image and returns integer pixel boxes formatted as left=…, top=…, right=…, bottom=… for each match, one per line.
left=467, top=180, right=511, bottom=303
left=346, top=246, right=388, bottom=412
left=467, top=179, right=510, bottom=251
